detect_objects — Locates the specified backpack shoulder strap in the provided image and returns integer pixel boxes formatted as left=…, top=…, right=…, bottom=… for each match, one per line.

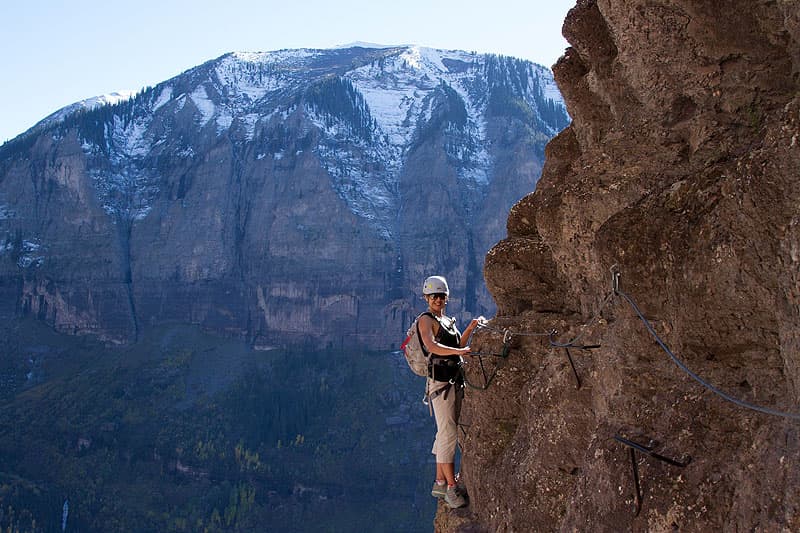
left=415, top=311, right=435, bottom=356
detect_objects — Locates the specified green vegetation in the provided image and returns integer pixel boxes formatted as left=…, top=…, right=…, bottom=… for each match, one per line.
left=0, top=321, right=435, bottom=532
left=483, top=54, right=570, bottom=133
left=304, top=77, right=377, bottom=141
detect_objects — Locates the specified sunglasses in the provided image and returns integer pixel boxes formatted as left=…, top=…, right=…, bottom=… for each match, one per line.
left=429, top=293, right=448, bottom=301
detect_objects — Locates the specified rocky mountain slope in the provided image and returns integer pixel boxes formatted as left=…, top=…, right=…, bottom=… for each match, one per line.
left=0, top=45, right=567, bottom=349
left=442, top=0, right=800, bottom=531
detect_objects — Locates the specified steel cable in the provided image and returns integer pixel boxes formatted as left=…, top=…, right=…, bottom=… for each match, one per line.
left=618, top=289, right=800, bottom=421
left=462, top=269, right=800, bottom=421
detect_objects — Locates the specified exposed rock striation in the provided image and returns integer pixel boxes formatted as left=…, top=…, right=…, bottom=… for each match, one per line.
left=451, top=0, right=800, bottom=531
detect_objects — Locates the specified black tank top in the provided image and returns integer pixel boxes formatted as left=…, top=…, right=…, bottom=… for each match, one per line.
left=434, top=314, right=461, bottom=348
left=429, top=314, right=463, bottom=384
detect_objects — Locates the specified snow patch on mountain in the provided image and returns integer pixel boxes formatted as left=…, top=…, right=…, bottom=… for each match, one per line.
left=86, top=91, right=137, bottom=108
left=83, top=114, right=160, bottom=222
left=300, top=45, right=569, bottom=234
left=316, top=143, right=395, bottom=239
left=216, top=112, right=234, bottom=132
left=215, top=55, right=280, bottom=102
left=110, top=115, right=150, bottom=158
left=90, top=164, right=159, bottom=222
left=190, top=86, right=216, bottom=126
left=335, top=42, right=403, bottom=50
left=345, top=47, right=493, bottom=191
left=153, top=86, right=173, bottom=111
left=346, top=47, right=467, bottom=155
left=27, top=91, right=137, bottom=137
left=239, top=113, right=260, bottom=138
left=298, top=47, right=496, bottom=235
left=232, top=49, right=321, bottom=64
left=538, top=71, right=562, bottom=104
left=305, top=98, right=397, bottom=238
left=347, top=79, right=418, bottom=148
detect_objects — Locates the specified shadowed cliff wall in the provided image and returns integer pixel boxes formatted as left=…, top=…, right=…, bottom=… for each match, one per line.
left=440, top=1, right=800, bottom=530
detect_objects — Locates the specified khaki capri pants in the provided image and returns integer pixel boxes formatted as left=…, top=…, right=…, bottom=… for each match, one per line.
left=429, top=380, right=464, bottom=463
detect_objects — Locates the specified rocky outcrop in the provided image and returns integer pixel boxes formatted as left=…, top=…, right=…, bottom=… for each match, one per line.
left=453, top=0, right=800, bottom=531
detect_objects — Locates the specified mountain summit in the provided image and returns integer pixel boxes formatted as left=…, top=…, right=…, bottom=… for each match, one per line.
left=0, top=45, right=568, bottom=347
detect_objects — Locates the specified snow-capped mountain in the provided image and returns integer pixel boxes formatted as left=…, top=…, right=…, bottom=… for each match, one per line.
left=27, top=90, right=137, bottom=138
left=0, top=45, right=568, bottom=348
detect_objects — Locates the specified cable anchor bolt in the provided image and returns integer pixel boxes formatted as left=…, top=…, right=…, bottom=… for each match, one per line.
left=610, top=264, right=621, bottom=295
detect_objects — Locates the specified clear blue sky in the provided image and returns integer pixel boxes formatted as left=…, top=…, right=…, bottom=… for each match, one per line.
left=1, top=0, right=575, bottom=143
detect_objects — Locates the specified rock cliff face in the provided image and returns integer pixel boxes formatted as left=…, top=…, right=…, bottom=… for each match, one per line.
left=0, top=46, right=567, bottom=349
left=445, top=0, right=800, bottom=531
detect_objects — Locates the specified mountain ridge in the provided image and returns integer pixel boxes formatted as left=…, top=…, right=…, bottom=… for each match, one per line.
left=4, top=45, right=563, bottom=143
left=0, top=44, right=568, bottom=349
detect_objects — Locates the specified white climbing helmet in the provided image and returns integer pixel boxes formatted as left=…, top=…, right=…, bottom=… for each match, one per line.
left=422, top=275, right=450, bottom=295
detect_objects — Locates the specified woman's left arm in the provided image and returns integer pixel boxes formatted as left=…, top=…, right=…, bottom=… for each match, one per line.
left=460, top=316, right=485, bottom=348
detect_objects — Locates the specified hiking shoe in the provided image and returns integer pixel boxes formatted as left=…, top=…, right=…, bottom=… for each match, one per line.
left=431, top=481, right=447, bottom=499
left=445, top=485, right=467, bottom=508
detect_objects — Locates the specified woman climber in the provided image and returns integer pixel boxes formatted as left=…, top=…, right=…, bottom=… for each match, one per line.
left=417, top=275, right=483, bottom=509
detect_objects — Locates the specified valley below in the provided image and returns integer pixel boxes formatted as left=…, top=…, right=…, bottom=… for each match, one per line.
left=0, top=319, right=438, bottom=531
